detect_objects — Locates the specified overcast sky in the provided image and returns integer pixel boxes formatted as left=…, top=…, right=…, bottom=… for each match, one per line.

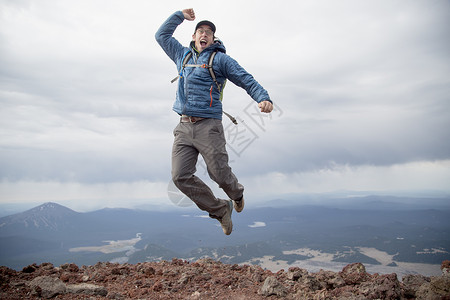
left=1, top=0, right=449, bottom=211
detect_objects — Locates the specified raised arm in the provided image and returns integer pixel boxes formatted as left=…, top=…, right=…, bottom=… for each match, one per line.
left=155, top=10, right=192, bottom=63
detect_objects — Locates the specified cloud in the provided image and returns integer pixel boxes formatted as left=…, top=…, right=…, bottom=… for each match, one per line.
left=2, top=159, right=448, bottom=212
left=0, top=0, right=449, bottom=209
left=243, top=160, right=450, bottom=200
left=0, top=180, right=170, bottom=211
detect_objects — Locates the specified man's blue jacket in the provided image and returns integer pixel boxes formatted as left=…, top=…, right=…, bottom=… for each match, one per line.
left=155, top=11, right=271, bottom=120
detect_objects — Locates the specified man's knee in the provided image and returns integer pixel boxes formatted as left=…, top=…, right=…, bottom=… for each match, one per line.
left=172, top=172, right=191, bottom=190
left=171, top=172, right=182, bottom=186
left=209, top=167, right=233, bottom=187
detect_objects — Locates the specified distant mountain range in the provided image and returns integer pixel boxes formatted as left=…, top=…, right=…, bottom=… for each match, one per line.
left=1, top=198, right=449, bottom=276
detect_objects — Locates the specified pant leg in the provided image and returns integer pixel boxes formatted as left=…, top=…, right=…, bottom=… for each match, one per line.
left=171, top=122, right=228, bottom=217
left=194, top=119, right=244, bottom=201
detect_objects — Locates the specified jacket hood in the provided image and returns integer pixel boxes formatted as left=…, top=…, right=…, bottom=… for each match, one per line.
left=212, top=39, right=226, bottom=53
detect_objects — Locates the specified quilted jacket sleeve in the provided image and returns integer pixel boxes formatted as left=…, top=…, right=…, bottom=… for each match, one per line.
left=155, top=11, right=186, bottom=65
left=218, top=54, right=271, bottom=104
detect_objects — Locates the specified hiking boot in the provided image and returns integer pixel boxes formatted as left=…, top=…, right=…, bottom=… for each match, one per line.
left=233, top=196, right=244, bottom=213
left=219, top=200, right=233, bottom=235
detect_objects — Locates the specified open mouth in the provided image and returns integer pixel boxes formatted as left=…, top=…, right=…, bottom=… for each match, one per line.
left=200, top=39, right=208, bottom=47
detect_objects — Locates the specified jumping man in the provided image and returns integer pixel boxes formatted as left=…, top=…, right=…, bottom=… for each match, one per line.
left=155, top=8, right=273, bottom=235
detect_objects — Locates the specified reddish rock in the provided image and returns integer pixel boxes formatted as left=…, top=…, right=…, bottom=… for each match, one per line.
left=258, top=276, right=288, bottom=297
left=315, top=269, right=346, bottom=290
left=359, top=273, right=401, bottom=299
left=402, top=274, right=430, bottom=298
left=1, top=260, right=450, bottom=299
left=416, top=275, right=450, bottom=300
left=340, top=262, right=371, bottom=285
left=60, top=263, right=79, bottom=273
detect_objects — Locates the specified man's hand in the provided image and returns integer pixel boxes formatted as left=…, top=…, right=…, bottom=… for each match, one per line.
left=258, top=100, right=273, bottom=113
left=182, top=8, right=195, bottom=21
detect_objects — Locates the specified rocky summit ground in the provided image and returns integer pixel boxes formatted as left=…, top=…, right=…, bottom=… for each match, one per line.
left=1, top=259, right=449, bottom=299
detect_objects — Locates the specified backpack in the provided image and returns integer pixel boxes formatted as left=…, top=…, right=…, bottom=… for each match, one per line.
left=171, top=49, right=237, bottom=124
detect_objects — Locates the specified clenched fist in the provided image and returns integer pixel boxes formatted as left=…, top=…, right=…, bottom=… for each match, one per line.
left=258, top=100, right=273, bottom=113
left=182, top=8, right=195, bottom=21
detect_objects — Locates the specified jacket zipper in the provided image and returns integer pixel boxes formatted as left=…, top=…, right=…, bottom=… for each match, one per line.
left=209, top=86, right=213, bottom=107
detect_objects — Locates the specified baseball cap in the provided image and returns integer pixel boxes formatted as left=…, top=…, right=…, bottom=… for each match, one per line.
left=195, top=20, right=216, bottom=33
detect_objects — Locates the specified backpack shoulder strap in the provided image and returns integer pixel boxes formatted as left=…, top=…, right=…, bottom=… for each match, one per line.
left=207, top=50, right=222, bottom=92
left=182, top=51, right=193, bottom=69
left=208, top=50, right=235, bottom=124
left=171, top=50, right=192, bottom=83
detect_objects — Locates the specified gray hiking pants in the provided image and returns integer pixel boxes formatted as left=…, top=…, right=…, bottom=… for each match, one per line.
left=171, top=118, right=244, bottom=218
